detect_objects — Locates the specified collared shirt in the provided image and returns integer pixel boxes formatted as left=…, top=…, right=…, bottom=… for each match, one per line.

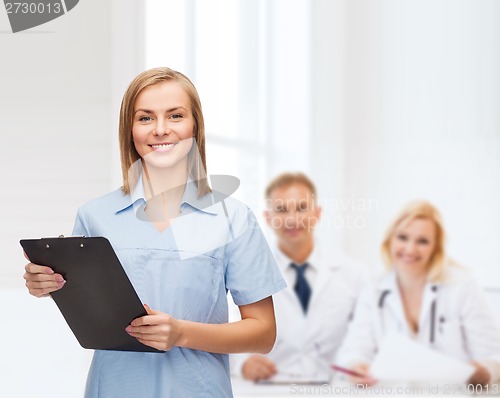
left=122, top=173, right=217, bottom=217
left=73, top=177, right=286, bottom=398
left=274, top=247, right=318, bottom=289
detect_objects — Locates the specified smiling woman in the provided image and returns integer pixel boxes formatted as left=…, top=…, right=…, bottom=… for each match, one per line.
left=382, top=201, right=446, bottom=283
left=130, top=81, right=197, bottom=231
left=336, top=200, right=500, bottom=388
left=22, top=67, right=286, bottom=398
left=132, top=82, right=195, bottom=172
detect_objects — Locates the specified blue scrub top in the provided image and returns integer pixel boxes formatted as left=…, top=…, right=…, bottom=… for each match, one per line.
left=72, top=178, right=286, bottom=398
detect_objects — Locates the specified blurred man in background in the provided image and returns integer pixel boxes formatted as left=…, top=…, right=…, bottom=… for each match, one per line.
left=232, top=172, right=364, bottom=383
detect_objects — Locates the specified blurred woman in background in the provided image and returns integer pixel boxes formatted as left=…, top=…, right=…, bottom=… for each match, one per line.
left=336, top=200, right=500, bottom=386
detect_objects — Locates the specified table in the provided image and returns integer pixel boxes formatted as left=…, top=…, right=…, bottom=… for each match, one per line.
left=232, top=377, right=500, bottom=397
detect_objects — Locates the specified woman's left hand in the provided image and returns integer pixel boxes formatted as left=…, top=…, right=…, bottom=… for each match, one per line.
left=467, top=361, right=491, bottom=386
left=126, top=304, right=182, bottom=351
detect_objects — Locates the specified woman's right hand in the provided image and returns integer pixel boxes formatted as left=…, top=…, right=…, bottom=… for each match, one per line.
left=23, top=254, right=66, bottom=298
left=350, top=362, right=377, bottom=386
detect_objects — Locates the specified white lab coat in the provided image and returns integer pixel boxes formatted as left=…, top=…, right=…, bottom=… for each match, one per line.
left=336, top=264, right=500, bottom=384
left=230, top=244, right=365, bottom=379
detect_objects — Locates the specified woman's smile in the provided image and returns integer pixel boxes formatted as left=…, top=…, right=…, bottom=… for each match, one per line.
left=149, top=142, right=179, bottom=152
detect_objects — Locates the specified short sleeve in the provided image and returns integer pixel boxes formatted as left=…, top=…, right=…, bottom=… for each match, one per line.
left=224, top=207, right=286, bottom=306
left=72, top=208, right=91, bottom=237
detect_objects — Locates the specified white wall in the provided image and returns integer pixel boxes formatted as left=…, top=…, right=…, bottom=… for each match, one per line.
left=309, top=0, right=347, bottom=250
left=311, top=0, right=500, bottom=288
left=0, top=0, right=111, bottom=288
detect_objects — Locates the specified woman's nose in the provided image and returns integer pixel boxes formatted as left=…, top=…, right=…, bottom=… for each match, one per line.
left=154, top=119, right=169, bottom=136
left=403, top=241, right=417, bottom=254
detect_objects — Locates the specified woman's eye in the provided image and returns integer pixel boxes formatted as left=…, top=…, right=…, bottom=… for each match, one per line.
left=418, top=238, right=429, bottom=245
left=170, top=114, right=183, bottom=120
left=397, top=234, right=407, bottom=241
left=139, top=116, right=152, bottom=122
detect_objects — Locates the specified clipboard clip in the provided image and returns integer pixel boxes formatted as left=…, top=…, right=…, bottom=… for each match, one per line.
left=42, top=235, right=86, bottom=249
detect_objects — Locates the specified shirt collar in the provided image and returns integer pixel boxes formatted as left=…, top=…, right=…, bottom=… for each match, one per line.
left=115, top=171, right=217, bottom=215
left=274, top=245, right=318, bottom=273
left=377, top=270, right=443, bottom=293
left=115, top=172, right=146, bottom=213
left=378, top=271, right=398, bottom=292
left=180, top=179, right=217, bottom=215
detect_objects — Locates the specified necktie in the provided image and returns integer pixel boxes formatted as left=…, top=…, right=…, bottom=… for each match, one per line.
left=291, top=263, right=311, bottom=313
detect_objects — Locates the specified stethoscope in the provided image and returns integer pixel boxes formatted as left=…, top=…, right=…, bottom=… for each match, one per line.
left=378, top=286, right=444, bottom=344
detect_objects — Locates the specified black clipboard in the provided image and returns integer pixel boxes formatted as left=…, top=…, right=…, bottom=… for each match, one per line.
left=20, top=236, right=163, bottom=353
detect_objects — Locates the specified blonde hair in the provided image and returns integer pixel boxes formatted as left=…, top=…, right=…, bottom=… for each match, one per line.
left=119, top=67, right=210, bottom=197
left=265, top=172, right=317, bottom=199
left=381, top=200, right=447, bottom=282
